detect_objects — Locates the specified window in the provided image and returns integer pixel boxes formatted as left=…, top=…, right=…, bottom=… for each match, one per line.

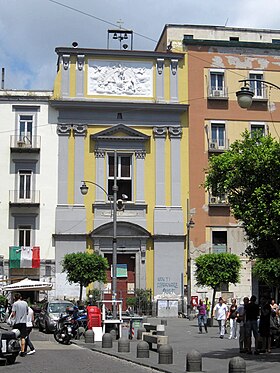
left=19, top=170, right=32, bottom=200
left=108, top=154, right=132, bottom=200
left=250, top=123, right=265, bottom=137
left=229, top=37, right=239, bottom=41
left=211, top=123, right=225, bottom=148
left=249, top=73, right=263, bottom=97
left=0, top=255, right=3, bottom=276
left=212, top=231, right=227, bottom=253
left=45, top=265, right=52, bottom=277
left=210, top=71, right=225, bottom=96
left=19, top=225, right=31, bottom=247
left=19, top=115, right=33, bottom=145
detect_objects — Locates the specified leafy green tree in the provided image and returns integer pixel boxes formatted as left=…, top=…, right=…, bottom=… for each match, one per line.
left=252, top=258, right=280, bottom=302
left=205, top=131, right=280, bottom=259
left=62, top=251, right=108, bottom=301
left=195, top=253, right=241, bottom=319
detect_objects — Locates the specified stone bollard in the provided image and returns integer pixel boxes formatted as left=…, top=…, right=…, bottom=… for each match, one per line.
left=102, top=333, right=113, bottom=348
left=84, top=329, right=94, bottom=343
left=158, top=344, right=173, bottom=364
left=118, top=337, right=130, bottom=353
left=137, top=341, right=149, bottom=358
left=186, top=349, right=202, bottom=372
left=110, top=329, right=117, bottom=341
left=137, top=327, right=146, bottom=340
left=229, top=357, right=246, bottom=373
left=161, top=319, right=168, bottom=326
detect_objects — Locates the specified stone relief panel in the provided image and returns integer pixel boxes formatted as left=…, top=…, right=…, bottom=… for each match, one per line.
left=88, top=59, right=153, bottom=97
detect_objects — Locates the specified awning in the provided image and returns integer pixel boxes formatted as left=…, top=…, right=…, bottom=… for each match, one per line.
left=3, top=278, right=52, bottom=292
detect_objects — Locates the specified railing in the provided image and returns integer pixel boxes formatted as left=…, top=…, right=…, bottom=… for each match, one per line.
left=10, top=135, right=41, bottom=150
left=209, top=194, right=228, bottom=205
left=212, top=244, right=227, bottom=254
left=208, top=138, right=229, bottom=152
left=249, top=84, right=268, bottom=100
left=9, top=190, right=40, bottom=205
left=207, top=86, right=228, bottom=99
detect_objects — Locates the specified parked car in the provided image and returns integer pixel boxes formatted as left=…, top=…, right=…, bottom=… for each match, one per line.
left=38, top=300, right=74, bottom=333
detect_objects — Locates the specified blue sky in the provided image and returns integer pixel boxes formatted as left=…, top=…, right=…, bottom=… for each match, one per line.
left=1, top=0, right=280, bottom=90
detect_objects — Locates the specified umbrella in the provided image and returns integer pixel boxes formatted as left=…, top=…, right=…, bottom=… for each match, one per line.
left=3, top=278, right=52, bottom=292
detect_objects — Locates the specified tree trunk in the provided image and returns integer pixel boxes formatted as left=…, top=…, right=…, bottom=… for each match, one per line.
left=79, top=283, right=83, bottom=302
left=209, top=287, right=217, bottom=327
left=275, top=287, right=279, bottom=303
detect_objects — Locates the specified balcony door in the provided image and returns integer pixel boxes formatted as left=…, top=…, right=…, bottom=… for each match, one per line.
left=211, top=123, right=225, bottom=148
left=19, top=170, right=32, bottom=201
left=19, top=115, right=33, bottom=146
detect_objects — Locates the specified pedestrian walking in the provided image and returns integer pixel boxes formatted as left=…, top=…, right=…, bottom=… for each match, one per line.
left=259, top=297, right=271, bottom=353
left=245, top=295, right=259, bottom=355
left=213, top=297, right=228, bottom=339
left=236, top=296, right=249, bottom=352
left=228, top=298, right=238, bottom=339
left=197, top=299, right=208, bottom=334
left=11, top=293, right=28, bottom=357
left=25, top=306, right=36, bottom=355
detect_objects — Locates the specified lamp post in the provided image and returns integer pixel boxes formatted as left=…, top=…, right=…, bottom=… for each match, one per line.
left=236, top=79, right=280, bottom=109
left=186, top=217, right=195, bottom=319
left=80, top=150, right=118, bottom=319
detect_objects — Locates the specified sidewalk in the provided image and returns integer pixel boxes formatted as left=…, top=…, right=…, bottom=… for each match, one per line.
left=75, top=317, right=280, bottom=373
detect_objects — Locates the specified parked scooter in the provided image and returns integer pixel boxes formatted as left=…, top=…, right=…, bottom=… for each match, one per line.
left=0, top=326, right=21, bottom=365
left=54, top=307, right=86, bottom=344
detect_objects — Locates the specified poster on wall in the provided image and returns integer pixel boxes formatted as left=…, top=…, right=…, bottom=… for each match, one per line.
left=110, top=264, right=128, bottom=278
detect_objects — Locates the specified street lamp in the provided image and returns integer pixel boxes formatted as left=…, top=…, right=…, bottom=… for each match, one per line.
left=80, top=150, right=118, bottom=318
left=236, top=79, right=280, bottom=109
left=186, top=217, right=195, bottom=319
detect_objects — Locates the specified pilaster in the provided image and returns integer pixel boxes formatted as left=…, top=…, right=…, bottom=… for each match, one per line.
left=170, top=59, right=178, bottom=103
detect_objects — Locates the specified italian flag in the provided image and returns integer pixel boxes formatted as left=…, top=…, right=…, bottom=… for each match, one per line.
left=9, top=246, right=40, bottom=269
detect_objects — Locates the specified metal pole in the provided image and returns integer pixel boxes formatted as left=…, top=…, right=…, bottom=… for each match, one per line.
left=112, top=150, right=118, bottom=318
left=187, top=222, right=191, bottom=318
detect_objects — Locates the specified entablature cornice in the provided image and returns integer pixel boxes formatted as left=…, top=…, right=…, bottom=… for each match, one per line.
left=55, top=47, right=185, bottom=60
left=49, top=99, right=188, bottom=112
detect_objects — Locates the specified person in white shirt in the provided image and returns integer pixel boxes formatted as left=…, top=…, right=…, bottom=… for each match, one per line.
left=11, top=293, right=28, bottom=357
left=213, top=297, right=228, bottom=339
left=25, top=306, right=35, bottom=355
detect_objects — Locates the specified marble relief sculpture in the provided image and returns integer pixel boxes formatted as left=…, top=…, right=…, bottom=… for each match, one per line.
left=88, top=60, right=153, bottom=96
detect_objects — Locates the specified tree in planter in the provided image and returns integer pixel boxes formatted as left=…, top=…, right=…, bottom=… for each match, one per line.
left=205, top=130, right=280, bottom=259
left=195, top=253, right=241, bottom=322
left=126, top=289, right=152, bottom=315
left=62, top=251, right=108, bottom=302
left=252, top=258, right=280, bottom=303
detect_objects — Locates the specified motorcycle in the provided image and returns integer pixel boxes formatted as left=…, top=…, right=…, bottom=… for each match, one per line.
left=54, top=307, right=87, bottom=344
left=0, top=326, right=21, bottom=365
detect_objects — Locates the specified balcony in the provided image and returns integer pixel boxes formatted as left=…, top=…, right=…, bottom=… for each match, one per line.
left=10, top=136, right=41, bottom=152
left=208, top=139, right=229, bottom=153
left=9, top=190, right=40, bottom=207
left=207, top=86, right=228, bottom=100
left=212, top=244, right=227, bottom=254
left=251, top=85, right=268, bottom=103
left=209, top=194, right=229, bottom=206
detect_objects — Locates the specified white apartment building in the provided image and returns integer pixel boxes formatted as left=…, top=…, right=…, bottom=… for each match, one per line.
left=0, top=90, right=58, bottom=301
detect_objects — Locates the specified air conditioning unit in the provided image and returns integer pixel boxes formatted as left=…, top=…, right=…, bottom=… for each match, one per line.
left=213, top=90, right=222, bottom=97
left=209, top=141, right=217, bottom=149
left=17, top=140, right=25, bottom=148
left=210, top=196, right=218, bottom=204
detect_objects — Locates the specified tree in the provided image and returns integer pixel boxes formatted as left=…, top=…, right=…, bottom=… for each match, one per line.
left=62, top=251, right=108, bottom=301
left=252, top=258, right=280, bottom=302
left=195, top=253, right=241, bottom=320
left=205, top=130, right=280, bottom=258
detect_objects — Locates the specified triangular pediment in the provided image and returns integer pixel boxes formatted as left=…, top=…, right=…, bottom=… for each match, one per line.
left=91, top=124, right=149, bottom=141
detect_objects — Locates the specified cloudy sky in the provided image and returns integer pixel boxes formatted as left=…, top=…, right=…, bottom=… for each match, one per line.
left=1, top=0, right=280, bottom=90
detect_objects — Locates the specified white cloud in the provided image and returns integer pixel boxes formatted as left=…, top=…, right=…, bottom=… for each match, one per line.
left=1, top=0, right=280, bottom=89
